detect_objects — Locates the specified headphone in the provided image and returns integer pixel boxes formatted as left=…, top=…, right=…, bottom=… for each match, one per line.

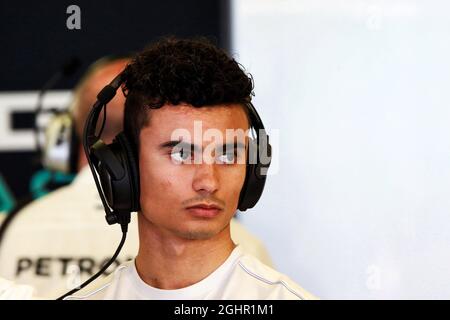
left=33, top=58, right=81, bottom=174
left=41, top=111, right=79, bottom=174
left=83, top=73, right=272, bottom=228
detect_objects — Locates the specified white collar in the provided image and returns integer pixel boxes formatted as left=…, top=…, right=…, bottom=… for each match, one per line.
left=126, top=245, right=244, bottom=299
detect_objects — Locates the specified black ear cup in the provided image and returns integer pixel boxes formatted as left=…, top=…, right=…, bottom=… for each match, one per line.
left=238, top=137, right=272, bottom=211
left=114, top=132, right=140, bottom=211
left=90, top=132, right=140, bottom=220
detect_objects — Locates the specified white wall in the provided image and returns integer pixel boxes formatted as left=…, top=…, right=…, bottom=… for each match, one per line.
left=232, top=0, right=450, bottom=299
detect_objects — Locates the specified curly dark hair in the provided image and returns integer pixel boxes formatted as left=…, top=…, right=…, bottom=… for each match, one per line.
left=121, top=36, right=254, bottom=153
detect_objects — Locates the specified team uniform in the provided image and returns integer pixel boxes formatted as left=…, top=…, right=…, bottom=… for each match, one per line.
left=65, top=245, right=315, bottom=300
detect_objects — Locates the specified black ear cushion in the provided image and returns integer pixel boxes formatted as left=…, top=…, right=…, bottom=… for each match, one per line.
left=238, top=138, right=271, bottom=211
left=238, top=162, right=254, bottom=211
left=238, top=138, right=258, bottom=211
left=115, top=132, right=140, bottom=211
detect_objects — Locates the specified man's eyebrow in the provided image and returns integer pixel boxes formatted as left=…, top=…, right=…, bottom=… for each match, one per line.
left=159, top=140, right=181, bottom=149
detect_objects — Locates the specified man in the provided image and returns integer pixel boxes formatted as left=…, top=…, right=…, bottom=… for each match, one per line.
left=66, top=37, right=314, bottom=300
left=0, top=55, right=273, bottom=299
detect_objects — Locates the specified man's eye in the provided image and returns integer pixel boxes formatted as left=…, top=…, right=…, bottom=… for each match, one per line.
left=170, top=148, right=192, bottom=163
left=217, top=152, right=236, bottom=164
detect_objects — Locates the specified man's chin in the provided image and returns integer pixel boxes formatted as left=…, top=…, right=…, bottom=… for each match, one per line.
left=174, top=229, right=218, bottom=240
left=174, top=222, right=230, bottom=240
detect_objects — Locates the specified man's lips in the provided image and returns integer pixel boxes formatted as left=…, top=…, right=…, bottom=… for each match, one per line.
left=186, top=204, right=222, bottom=210
left=185, top=203, right=223, bottom=218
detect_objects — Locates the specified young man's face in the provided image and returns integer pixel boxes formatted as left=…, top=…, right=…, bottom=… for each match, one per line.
left=138, top=103, right=249, bottom=240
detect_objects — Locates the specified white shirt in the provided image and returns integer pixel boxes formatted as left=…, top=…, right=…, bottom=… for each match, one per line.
left=65, top=246, right=315, bottom=300
left=0, top=167, right=274, bottom=299
left=0, top=277, right=34, bottom=299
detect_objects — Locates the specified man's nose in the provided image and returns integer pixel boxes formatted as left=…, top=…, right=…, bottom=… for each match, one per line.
left=192, top=162, right=219, bottom=195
